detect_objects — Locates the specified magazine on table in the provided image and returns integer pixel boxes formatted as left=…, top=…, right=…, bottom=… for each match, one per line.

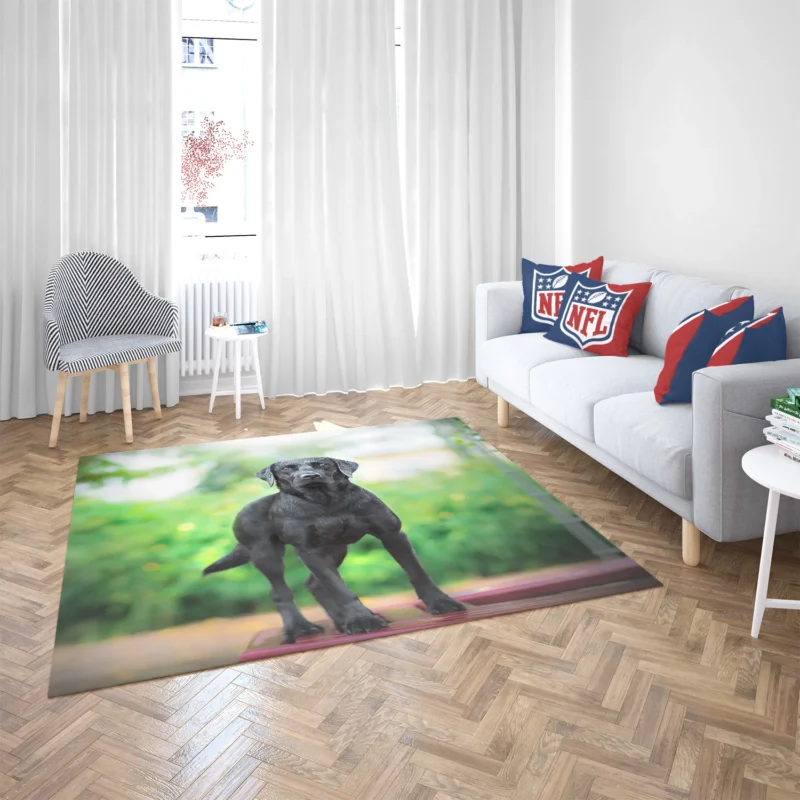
left=229, top=320, right=269, bottom=335
left=771, top=396, right=800, bottom=420
left=766, top=393, right=800, bottom=463
left=765, top=426, right=800, bottom=449
left=766, top=413, right=800, bottom=437
left=771, top=441, right=800, bottom=465
left=764, top=428, right=800, bottom=461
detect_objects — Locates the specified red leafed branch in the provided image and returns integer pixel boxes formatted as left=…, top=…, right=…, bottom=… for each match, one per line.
left=181, top=117, right=253, bottom=207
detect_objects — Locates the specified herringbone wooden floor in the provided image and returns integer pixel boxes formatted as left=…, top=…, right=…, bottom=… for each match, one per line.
left=2, top=381, right=800, bottom=800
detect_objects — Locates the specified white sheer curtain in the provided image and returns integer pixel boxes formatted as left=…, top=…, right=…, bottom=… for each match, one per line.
left=260, top=0, right=419, bottom=398
left=0, top=0, right=179, bottom=421
left=0, top=0, right=62, bottom=420
left=60, top=0, right=180, bottom=415
left=401, top=0, right=520, bottom=382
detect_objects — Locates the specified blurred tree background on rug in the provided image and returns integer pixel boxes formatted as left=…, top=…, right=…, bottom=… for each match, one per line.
left=56, top=420, right=611, bottom=645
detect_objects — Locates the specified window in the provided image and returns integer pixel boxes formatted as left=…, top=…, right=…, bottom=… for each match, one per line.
left=180, top=0, right=260, bottom=268
left=181, top=109, right=214, bottom=135
left=182, top=37, right=194, bottom=64
left=182, top=37, right=216, bottom=67
left=181, top=205, right=218, bottom=223
left=198, top=38, right=215, bottom=65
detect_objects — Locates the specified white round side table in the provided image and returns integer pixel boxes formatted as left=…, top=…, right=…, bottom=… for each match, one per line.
left=742, top=444, right=800, bottom=638
left=205, top=326, right=268, bottom=420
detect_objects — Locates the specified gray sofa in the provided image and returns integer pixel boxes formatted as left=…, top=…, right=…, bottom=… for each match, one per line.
left=476, top=259, right=800, bottom=565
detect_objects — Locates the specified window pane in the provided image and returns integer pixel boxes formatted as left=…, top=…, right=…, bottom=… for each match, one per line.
left=182, top=37, right=194, bottom=64
left=198, top=38, right=214, bottom=65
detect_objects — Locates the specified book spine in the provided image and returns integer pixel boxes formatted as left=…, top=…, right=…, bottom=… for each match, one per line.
left=784, top=451, right=800, bottom=465
left=767, top=414, right=800, bottom=437
left=772, top=409, right=800, bottom=428
left=766, top=433, right=800, bottom=457
left=788, top=388, right=800, bottom=404
left=766, top=426, right=800, bottom=445
left=771, top=397, right=800, bottom=420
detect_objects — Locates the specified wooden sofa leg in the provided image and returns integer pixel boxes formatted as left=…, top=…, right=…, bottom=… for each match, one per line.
left=682, top=519, right=702, bottom=566
left=497, top=396, right=510, bottom=428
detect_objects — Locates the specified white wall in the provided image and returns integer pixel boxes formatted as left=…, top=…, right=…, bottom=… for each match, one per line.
left=570, top=0, right=800, bottom=294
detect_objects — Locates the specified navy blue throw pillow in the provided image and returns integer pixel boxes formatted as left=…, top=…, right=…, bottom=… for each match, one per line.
left=520, top=257, right=603, bottom=333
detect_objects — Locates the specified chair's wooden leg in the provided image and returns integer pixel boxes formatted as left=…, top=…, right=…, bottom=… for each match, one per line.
left=146, top=357, right=162, bottom=419
left=497, top=395, right=509, bottom=428
left=49, top=373, right=69, bottom=448
left=682, top=519, right=702, bottom=567
left=119, top=362, right=134, bottom=443
left=79, top=373, right=91, bottom=422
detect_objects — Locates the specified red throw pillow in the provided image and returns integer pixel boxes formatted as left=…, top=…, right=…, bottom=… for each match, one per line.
left=654, top=296, right=754, bottom=404
left=543, top=273, right=652, bottom=357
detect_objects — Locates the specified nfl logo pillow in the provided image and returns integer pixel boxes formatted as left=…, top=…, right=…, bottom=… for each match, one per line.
left=521, top=256, right=603, bottom=333
left=654, top=295, right=754, bottom=404
left=543, top=274, right=651, bottom=356
left=708, top=308, right=787, bottom=367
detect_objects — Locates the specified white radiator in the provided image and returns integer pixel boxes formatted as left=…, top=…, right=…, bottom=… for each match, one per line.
left=179, top=280, right=258, bottom=377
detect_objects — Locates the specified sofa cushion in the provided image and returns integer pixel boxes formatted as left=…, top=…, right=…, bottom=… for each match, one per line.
left=601, top=260, right=661, bottom=285
left=600, top=260, right=662, bottom=351
left=529, top=355, right=664, bottom=440
left=477, top=333, right=594, bottom=402
left=594, top=392, right=693, bottom=499
left=640, top=271, right=738, bottom=359
left=732, top=288, right=800, bottom=359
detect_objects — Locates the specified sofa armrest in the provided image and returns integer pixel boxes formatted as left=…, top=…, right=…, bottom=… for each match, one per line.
left=476, top=282, right=523, bottom=345
left=128, top=290, right=180, bottom=340
left=475, top=282, right=523, bottom=387
left=692, top=359, right=800, bottom=542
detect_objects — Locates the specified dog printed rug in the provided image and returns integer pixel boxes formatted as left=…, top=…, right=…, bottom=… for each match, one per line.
left=50, top=418, right=659, bottom=696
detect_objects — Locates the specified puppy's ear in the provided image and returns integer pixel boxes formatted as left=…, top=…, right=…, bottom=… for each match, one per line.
left=255, top=466, right=276, bottom=486
left=334, top=459, right=359, bottom=478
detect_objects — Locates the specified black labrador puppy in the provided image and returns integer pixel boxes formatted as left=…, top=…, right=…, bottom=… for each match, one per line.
left=203, top=457, right=466, bottom=643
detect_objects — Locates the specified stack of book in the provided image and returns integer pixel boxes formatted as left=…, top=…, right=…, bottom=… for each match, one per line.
left=765, top=389, right=800, bottom=464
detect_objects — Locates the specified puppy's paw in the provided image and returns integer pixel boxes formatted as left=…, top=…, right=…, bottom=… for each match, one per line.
left=425, top=594, right=467, bottom=615
left=341, top=610, right=389, bottom=635
left=283, top=620, right=325, bottom=644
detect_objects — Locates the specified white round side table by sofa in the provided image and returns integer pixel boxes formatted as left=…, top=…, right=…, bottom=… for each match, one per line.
left=205, top=326, right=268, bottom=420
left=742, top=444, right=800, bottom=638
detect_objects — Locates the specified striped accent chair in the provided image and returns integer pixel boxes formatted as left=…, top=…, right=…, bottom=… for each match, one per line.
left=44, top=252, right=182, bottom=446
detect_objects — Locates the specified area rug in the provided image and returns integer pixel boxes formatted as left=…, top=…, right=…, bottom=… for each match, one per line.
left=50, top=418, right=659, bottom=696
